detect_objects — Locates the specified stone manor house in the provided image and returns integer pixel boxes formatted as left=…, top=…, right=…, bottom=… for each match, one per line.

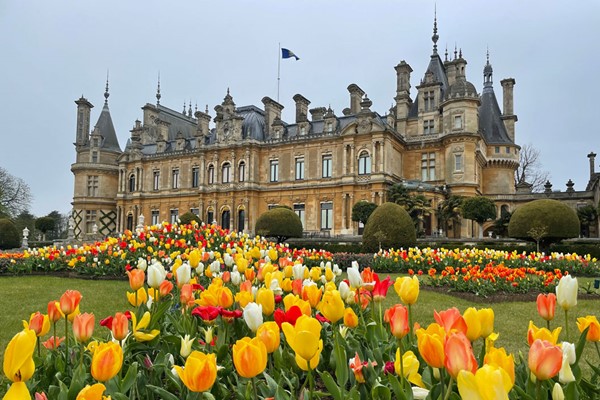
left=70, top=21, right=600, bottom=240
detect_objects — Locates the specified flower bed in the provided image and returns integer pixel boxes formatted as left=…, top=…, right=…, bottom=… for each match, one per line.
left=2, top=222, right=600, bottom=399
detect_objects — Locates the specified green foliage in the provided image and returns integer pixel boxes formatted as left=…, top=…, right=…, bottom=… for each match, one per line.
left=508, top=199, right=580, bottom=245
left=387, top=184, right=434, bottom=234
left=577, top=204, right=598, bottom=237
left=461, top=196, right=496, bottom=224
left=362, top=202, right=416, bottom=252
left=12, top=211, right=35, bottom=236
left=178, top=211, right=201, bottom=226
left=0, top=218, right=20, bottom=250
left=493, top=209, right=512, bottom=237
left=35, top=216, right=55, bottom=234
left=255, top=207, right=303, bottom=243
left=351, top=201, right=377, bottom=225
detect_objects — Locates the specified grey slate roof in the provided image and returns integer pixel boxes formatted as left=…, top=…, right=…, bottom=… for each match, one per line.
left=409, top=54, right=449, bottom=118
left=156, top=105, right=197, bottom=140
left=95, top=103, right=121, bottom=152
left=479, top=86, right=512, bottom=144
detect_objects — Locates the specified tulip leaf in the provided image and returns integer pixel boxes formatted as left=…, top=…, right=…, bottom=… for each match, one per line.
left=387, top=374, right=409, bottom=400
left=371, top=384, right=391, bottom=400
left=333, top=336, right=348, bottom=390
left=511, top=384, right=535, bottom=400
left=202, top=393, right=217, bottom=400
left=119, top=361, right=138, bottom=394
left=564, top=382, right=579, bottom=400
left=575, top=326, right=589, bottom=363
left=263, top=371, right=279, bottom=393
left=274, top=385, right=291, bottom=400
left=319, top=371, right=342, bottom=400
left=147, top=384, right=182, bottom=400
left=67, top=365, right=86, bottom=400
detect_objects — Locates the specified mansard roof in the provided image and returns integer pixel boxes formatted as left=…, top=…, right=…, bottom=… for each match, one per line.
left=155, top=105, right=197, bottom=140
left=479, top=84, right=512, bottom=144
left=94, top=103, right=121, bottom=152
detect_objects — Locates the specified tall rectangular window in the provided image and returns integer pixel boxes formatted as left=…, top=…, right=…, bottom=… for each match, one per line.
left=172, top=169, right=179, bottom=189
left=421, top=153, right=436, bottom=181
left=320, top=202, right=333, bottom=230
left=207, top=166, right=215, bottom=184
left=294, top=204, right=305, bottom=227
left=87, top=175, right=98, bottom=197
left=191, top=167, right=199, bottom=188
left=170, top=209, right=179, bottom=224
left=238, top=162, right=246, bottom=182
left=190, top=208, right=199, bottom=216
left=91, top=151, right=98, bottom=163
left=358, top=151, right=371, bottom=175
left=153, top=171, right=160, bottom=190
left=295, top=157, right=305, bottom=180
left=424, top=119, right=434, bottom=134
left=222, top=163, right=231, bottom=183
left=322, top=155, right=332, bottom=178
left=453, top=115, right=463, bottom=130
left=85, top=210, right=97, bottom=233
left=424, top=90, right=435, bottom=111
left=270, top=160, right=279, bottom=182
left=151, top=210, right=160, bottom=225
left=454, top=154, right=463, bottom=172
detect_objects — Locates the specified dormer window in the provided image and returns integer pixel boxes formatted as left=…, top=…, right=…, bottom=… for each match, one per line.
left=326, top=122, right=333, bottom=132
left=300, top=126, right=306, bottom=135
left=91, top=151, right=98, bottom=163
left=424, top=91, right=435, bottom=111
left=424, top=119, right=434, bottom=135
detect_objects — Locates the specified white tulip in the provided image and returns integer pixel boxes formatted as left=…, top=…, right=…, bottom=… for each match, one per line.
left=179, top=334, right=195, bottom=358
left=412, top=387, right=430, bottom=400
left=347, top=264, right=363, bottom=288
left=147, top=261, right=167, bottom=288
left=243, top=302, right=263, bottom=332
left=176, top=262, right=191, bottom=286
left=293, top=264, right=305, bottom=280
left=224, top=254, right=234, bottom=267
left=552, top=382, right=565, bottom=400
left=338, top=281, right=351, bottom=301
left=231, top=270, right=241, bottom=286
left=137, top=257, right=147, bottom=271
left=210, top=260, right=221, bottom=275
left=556, top=275, right=578, bottom=311
left=332, top=264, right=342, bottom=276
left=559, top=342, right=576, bottom=383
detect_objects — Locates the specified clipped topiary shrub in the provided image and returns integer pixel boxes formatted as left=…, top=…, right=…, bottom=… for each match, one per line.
left=362, top=202, right=416, bottom=253
left=255, top=207, right=303, bottom=243
left=508, top=199, right=580, bottom=249
left=179, top=212, right=202, bottom=226
left=0, top=218, right=20, bottom=250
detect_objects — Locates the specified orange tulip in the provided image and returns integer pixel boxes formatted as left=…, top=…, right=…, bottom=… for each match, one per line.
left=343, top=308, right=359, bottom=328
left=47, top=301, right=63, bottom=323
left=256, top=321, right=280, bottom=353
left=434, top=307, right=467, bottom=334
left=159, top=280, right=174, bottom=297
left=180, top=284, right=195, bottom=308
left=528, top=339, right=562, bottom=380
left=444, top=332, right=478, bottom=378
left=60, top=290, right=82, bottom=316
left=233, top=337, right=268, bottom=378
left=384, top=304, right=410, bottom=339
left=576, top=315, right=600, bottom=342
left=173, top=351, right=217, bottom=392
left=536, top=293, right=556, bottom=322
left=91, top=342, right=123, bottom=382
left=27, top=312, right=50, bottom=337
left=216, top=286, right=234, bottom=309
left=111, top=312, right=129, bottom=341
left=127, top=269, right=145, bottom=291
left=302, top=285, right=323, bottom=309
left=73, top=313, right=95, bottom=343
left=527, top=321, right=561, bottom=345
left=416, top=323, right=446, bottom=368
left=42, top=336, right=65, bottom=350
left=76, top=383, right=107, bottom=400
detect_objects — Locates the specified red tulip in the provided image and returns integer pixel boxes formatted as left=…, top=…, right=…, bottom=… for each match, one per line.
left=274, top=305, right=303, bottom=328
left=373, top=276, right=393, bottom=302
left=192, top=306, right=221, bottom=322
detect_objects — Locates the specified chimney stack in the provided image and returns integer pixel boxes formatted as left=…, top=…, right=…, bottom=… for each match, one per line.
left=262, top=96, right=284, bottom=136
left=292, top=94, right=310, bottom=123
left=347, top=84, right=365, bottom=114
left=588, top=152, right=597, bottom=177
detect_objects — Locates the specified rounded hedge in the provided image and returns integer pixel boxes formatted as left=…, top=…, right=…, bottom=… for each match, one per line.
left=179, top=212, right=202, bottom=226
left=508, top=199, right=580, bottom=242
left=255, top=207, right=303, bottom=243
left=0, top=219, right=20, bottom=250
left=362, top=202, right=416, bottom=252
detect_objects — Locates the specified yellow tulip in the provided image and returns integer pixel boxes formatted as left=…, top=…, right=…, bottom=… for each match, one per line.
left=24, top=312, right=50, bottom=337
left=256, top=321, right=280, bottom=353
left=527, top=321, right=561, bottom=345
left=131, top=311, right=160, bottom=342
left=302, top=285, right=323, bottom=309
left=188, top=249, right=201, bottom=268
left=395, top=349, right=425, bottom=388
left=394, top=276, right=420, bottom=305
left=3, top=328, right=36, bottom=399
left=233, top=337, right=267, bottom=378
left=282, top=315, right=323, bottom=367
left=173, top=351, right=217, bottom=392
left=343, top=308, right=359, bottom=328
left=91, top=342, right=123, bottom=382
left=319, top=290, right=345, bottom=324
left=416, top=323, right=446, bottom=368
left=235, top=291, right=254, bottom=308
left=76, top=383, right=107, bottom=400
left=457, top=365, right=512, bottom=400
left=256, top=288, right=275, bottom=316
left=484, top=347, right=515, bottom=388
left=463, top=307, right=494, bottom=341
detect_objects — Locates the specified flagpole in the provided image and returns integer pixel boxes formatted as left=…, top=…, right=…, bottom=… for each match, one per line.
left=277, top=42, right=281, bottom=103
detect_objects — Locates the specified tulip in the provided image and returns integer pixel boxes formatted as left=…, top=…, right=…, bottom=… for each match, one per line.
left=180, top=334, right=195, bottom=358
left=343, top=308, right=359, bottom=328
left=302, top=284, right=323, bottom=309
left=444, top=332, right=478, bottom=379
left=576, top=315, right=600, bottom=342
left=73, top=313, right=95, bottom=343
left=137, top=257, right=148, bottom=271
left=434, top=307, right=468, bottom=334
left=126, top=269, right=145, bottom=291
left=256, top=287, right=275, bottom=316
left=463, top=307, right=494, bottom=341
left=233, top=337, right=268, bottom=378
left=394, top=276, right=420, bottom=305
left=347, top=263, right=363, bottom=288
left=111, top=312, right=130, bottom=341
left=556, top=275, right=578, bottom=311
left=528, top=339, right=562, bottom=380
left=188, top=249, right=201, bottom=268
left=91, top=341, right=123, bottom=382
left=536, top=293, right=556, bottom=322
left=147, top=261, right=167, bottom=289
left=176, top=262, right=192, bottom=287
left=76, top=383, right=107, bottom=400
left=558, top=342, right=576, bottom=383
left=552, top=382, right=565, bottom=400
left=395, top=349, right=425, bottom=388
left=527, top=321, right=561, bottom=345
left=243, top=302, right=263, bottom=332
left=42, top=336, right=65, bottom=350
left=384, top=304, right=410, bottom=339
left=373, top=276, right=393, bottom=302
left=35, top=392, right=49, bottom=400
left=3, top=328, right=36, bottom=399
left=457, top=364, right=512, bottom=400
left=235, top=290, right=254, bottom=308
left=173, top=350, right=217, bottom=392
left=256, top=321, right=280, bottom=353
left=60, top=290, right=82, bottom=315
left=349, top=352, right=377, bottom=384
left=47, top=300, right=63, bottom=323
left=319, top=290, right=345, bottom=324
left=127, top=288, right=148, bottom=307
left=180, top=284, right=196, bottom=308
left=131, top=311, right=160, bottom=342
left=159, top=279, right=174, bottom=297
left=416, top=323, right=446, bottom=368
left=484, top=347, right=515, bottom=387
left=273, top=305, right=303, bottom=328
left=282, top=315, right=323, bottom=370
left=26, top=312, right=50, bottom=337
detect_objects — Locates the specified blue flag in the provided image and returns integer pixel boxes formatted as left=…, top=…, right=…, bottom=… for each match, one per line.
left=281, top=48, right=299, bottom=60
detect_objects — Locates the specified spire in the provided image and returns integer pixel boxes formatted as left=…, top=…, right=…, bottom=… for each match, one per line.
left=188, top=101, right=192, bottom=117
left=454, top=44, right=457, bottom=60
left=183, top=101, right=187, bottom=114
left=431, top=5, right=439, bottom=55
left=104, top=71, right=110, bottom=105
left=156, top=73, right=161, bottom=106
left=483, top=47, right=493, bottom=89
left=444, top=45, right=448, bottom=62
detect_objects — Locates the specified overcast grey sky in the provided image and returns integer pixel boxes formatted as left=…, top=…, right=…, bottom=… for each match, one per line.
left=1, top=1, right=598, bottom=217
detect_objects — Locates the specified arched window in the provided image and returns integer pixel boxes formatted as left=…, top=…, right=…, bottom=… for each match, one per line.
left=221, top=209, right=231, bottom=230
left=222, top=163, right=231, bottom=183
left=238, top=208, right=245, bottom=232
left=128, top=174, right=136, bottom=192
left=358, top=151, right=371, bottom=175
left=238, top=161, right=246, bottom=182
left=207, top=165, right=215, bottom=184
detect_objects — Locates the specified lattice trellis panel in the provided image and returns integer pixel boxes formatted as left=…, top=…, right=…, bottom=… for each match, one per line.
left=72, top=209, right=83, bottom=239
left=99, top=210, right=117, bottom=236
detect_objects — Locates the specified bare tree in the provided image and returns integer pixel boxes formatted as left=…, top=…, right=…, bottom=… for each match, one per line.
left=515, top=143, right=550, bottom=192
left=0, top=167, right=32, bottom=218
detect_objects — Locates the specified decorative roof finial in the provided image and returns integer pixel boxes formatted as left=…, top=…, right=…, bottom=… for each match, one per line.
left=205, top=104, right=209, bottom=114
left=459, top=48, right=463, bottom=59
left=431, top=5, right=439, bottom=55
left=195, top=103, right=198, bottom=114
left=188, top=100, right=192, bottom=117
left=486, top=46, right=490, bottom=64
left=183, top=101, right=187, bottom=114
left=156, top=73, right=161, bottom=106
left=483, top=46, right=493, bottom=88
left=444, top=45, right=448, bottom=62
left=104, top=70, right=110, bottom=104
left=454, top=44, right=457, bottom=60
